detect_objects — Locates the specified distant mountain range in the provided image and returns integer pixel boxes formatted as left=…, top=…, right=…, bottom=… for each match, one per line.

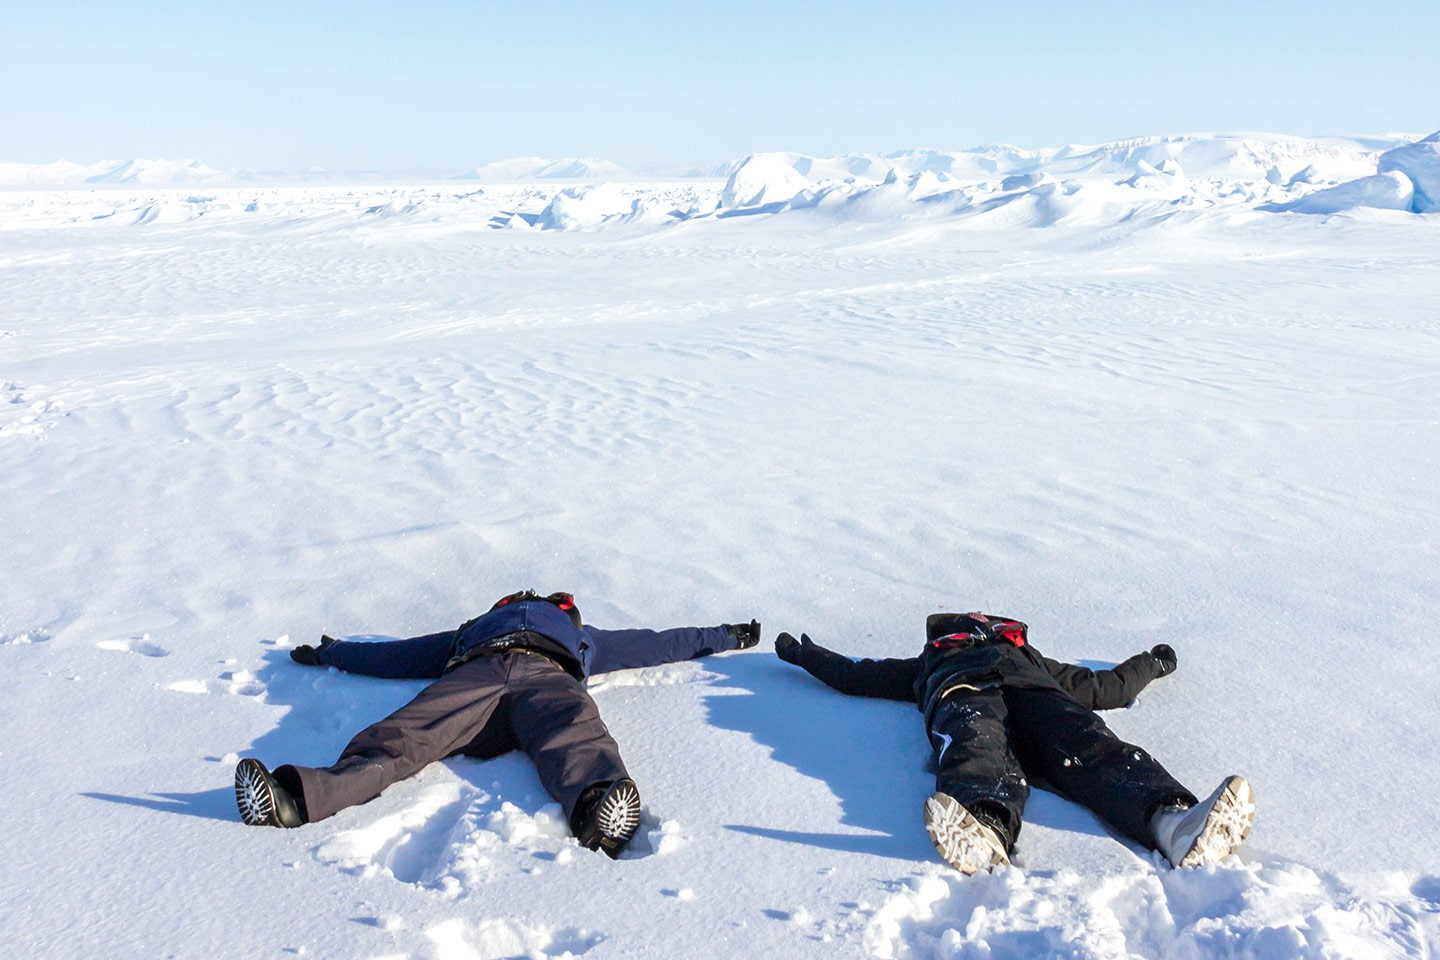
left=0, top=157, right=232, bottom=186
left=455, top=157, right=636, bottom=181
left=0, top=132, right=1426, bottom=187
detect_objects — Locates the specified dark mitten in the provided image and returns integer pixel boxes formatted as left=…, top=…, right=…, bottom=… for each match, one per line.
left=726, top=619, right=762, bottom=650
left=775, top=631, right=810, bottom=665
left=1149, top=643, right=1177, bottom=677
left=290, top=634, right=339, bottom=666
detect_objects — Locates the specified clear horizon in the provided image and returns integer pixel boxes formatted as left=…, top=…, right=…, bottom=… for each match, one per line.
left=3, top=1, right=1437, bottom=173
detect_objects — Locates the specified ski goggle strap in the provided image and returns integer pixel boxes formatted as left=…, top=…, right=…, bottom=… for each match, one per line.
left=492, top=589, right=539, bottom=609
left=490, top=589, right=579, bottom=614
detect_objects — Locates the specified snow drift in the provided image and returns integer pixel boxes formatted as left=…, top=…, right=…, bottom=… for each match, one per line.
left=720, top=154, right=813, bottom=210
left=1378, top=131, right=1440, bottom=212
left=1275, top=171, right=1415, bottom=214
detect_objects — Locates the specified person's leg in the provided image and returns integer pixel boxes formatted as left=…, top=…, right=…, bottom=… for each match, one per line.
left=502, top=654, right=629, bottom=826
left=1005, top=686, right=1196, bottom=849
left=930, top=685, right=1028, bottom=849
left=285, top=655, right=513, bottom=823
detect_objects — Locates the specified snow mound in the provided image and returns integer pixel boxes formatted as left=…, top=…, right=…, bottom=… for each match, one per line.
left=536, top=183, right=637, bottom=230
left=863, top=861, right=1440, bottom=960
left=425, top=917, right=603, bottom=960
left=1042, top=133, right=1372, bottom=182
left=732, top=134, right=1403, bottom=191
left=1378, top=131, right=1440, bottom=212
left=1279, top=171, right=1415, bottom=214
left=720, top=154, right=812, bottom=209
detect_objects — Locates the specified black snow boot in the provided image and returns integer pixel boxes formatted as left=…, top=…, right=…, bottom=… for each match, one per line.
left=571, top=778, right=642, bottom=859
left=234, top=759, right=305, bottom=828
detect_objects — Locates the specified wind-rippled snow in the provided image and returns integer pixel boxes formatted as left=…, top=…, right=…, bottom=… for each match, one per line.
left=2, top=143, right=1438, bottom=958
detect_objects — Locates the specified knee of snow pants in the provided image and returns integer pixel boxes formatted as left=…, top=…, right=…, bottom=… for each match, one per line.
left=1004, top=686, right=1196, bottom=848
left=929, top=685, right=1028, bottom=846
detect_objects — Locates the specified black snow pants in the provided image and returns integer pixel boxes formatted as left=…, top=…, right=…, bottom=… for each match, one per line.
left=285, top=650, right=628, bottom=827
left=929, top=684, right=1196, bottom=851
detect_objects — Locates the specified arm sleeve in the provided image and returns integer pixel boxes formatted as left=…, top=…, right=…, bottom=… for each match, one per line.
left=1042, top=651, right=1165, bottom=710
left=585, top=624, right=736, bottom=675
left=317, top=631, right=455, bottom=680
left=793, top=640, right=921, bottom=702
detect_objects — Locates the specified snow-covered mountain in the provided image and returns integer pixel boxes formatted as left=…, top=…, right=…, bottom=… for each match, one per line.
left=0, top=157, right=230, bottom=185
left=455, top=157, right=637, bottom=182
left=2, top=132, right=1422, bottom=188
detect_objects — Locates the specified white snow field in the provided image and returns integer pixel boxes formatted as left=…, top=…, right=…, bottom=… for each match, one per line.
left=2, top=132, right=1439, bottom=959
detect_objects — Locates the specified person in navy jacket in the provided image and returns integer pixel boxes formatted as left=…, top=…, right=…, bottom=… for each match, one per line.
left=236, top=590, right=760, bottom=858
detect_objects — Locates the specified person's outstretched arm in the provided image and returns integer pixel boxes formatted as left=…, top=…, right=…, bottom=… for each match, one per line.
left=584, top=620, right=759, bottom=675
left=774, top=632, right=921, bottom=701
left=1041, top=643, right=1177, bottom=710
left=290, top=631, right=455, bottom=680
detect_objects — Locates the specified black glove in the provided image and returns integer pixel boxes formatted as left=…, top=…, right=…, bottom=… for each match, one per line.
left=1149, top=643, right=1177, bottom=677
left=775, top=631, right=811, bottom=665
left=291, top=634, right=339, bottom=666
left=726, top=619, right=762, bottom=650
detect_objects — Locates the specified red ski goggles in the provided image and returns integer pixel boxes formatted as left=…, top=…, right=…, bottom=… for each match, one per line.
left=930, top=619, right=1027, bottom=650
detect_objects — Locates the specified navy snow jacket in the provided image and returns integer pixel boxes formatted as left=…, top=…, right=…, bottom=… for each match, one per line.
left=316, top=599, right=737, bottom=682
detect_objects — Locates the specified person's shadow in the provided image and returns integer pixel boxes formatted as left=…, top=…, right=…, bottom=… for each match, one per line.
left=698, top=649, right=1121, bottom=861
left=699, top=650, right=935, bottom=860
left=83, top=636, right=431, bottom=823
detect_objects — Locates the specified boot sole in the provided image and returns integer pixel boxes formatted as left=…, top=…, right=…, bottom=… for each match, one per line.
left=923, top=792, right=1011, bottom=875
left=235, top=758, right=293, bottom=827
left=1177, top=775, right=1256, bottom=868
left=583, top=779, right=642, bottom=859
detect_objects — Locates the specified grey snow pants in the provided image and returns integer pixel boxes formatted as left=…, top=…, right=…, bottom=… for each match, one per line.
left=285, top=650, right=628, bottom=827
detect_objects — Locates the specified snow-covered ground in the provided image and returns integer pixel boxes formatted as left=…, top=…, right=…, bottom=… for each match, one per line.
left=2, top=132, right=1438, bottom=959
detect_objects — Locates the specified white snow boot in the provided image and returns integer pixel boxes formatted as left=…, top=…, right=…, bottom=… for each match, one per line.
left=923, top=792, right=1011, bottom=875
left=1151, top=775, right=1255, bottom=868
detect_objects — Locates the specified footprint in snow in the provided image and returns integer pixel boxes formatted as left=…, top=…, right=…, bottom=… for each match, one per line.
left=163, top=661, right=266, bottom=698
left=0, top=382, right=62, bottom=440
left=3, top=629, right=51, bottom=646
left=96, top=634, right=170, bottom=657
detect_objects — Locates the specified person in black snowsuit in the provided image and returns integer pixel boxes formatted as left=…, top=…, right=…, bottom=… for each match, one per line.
left=774, top=611, right=1254, bottom=873
left=236, top=590, right=760, bottom=858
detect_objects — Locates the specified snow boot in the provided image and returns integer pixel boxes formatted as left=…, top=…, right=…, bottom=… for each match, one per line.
left=234, top=758, right=304, bottom=828
left=923, top=792, right=1011, bottom=875
left=1151, top=775, right=1255, bottom=868
left=572, top=778, right=642, bottom=859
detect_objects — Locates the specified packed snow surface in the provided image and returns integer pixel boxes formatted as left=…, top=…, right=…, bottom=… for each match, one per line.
left=2, top=131, right=1438, bottom=959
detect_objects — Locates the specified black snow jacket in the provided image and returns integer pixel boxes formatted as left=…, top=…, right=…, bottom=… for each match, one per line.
left=788, top=613, right=1167, bottom=730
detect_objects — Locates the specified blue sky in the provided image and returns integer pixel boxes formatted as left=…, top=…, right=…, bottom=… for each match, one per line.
left=3, top=1, right=1436, bottom=173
